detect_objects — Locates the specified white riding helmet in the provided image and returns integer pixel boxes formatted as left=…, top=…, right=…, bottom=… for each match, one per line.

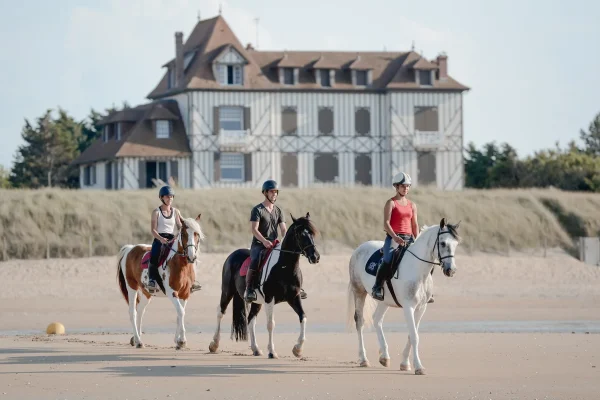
left=392, top=172, right=412, bottom=186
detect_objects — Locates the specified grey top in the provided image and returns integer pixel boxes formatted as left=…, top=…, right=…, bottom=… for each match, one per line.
left=250, top=203, right=285, bottom=246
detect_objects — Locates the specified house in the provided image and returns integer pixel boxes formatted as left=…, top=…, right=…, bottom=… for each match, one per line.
left=74, top=15, right=469, bottom=190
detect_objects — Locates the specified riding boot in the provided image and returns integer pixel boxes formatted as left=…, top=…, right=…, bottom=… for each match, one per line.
left=244, top=269, right=258, bottom=303
left=147, top=262, right=159, bottom=292
left=372, top=260, right=391, bottom=301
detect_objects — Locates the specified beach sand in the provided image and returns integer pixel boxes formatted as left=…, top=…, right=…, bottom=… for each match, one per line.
left=1, top=248, right=599, bottom=399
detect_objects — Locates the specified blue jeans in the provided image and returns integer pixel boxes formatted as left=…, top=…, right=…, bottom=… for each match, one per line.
left=382, top=233, right=414, bottom=263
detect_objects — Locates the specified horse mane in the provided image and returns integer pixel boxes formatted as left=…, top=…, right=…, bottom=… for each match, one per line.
left=292, top=216, right=319, bottom=237
left=420, top=222, right=462, bottom=243
left=182, top=217, right=206, bottom=240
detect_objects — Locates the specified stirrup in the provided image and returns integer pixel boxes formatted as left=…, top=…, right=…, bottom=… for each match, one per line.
left=300, top=288, right=307, bottom=300
left=372, top=287, right=384, bottom=301
left=244, top=289, right=257, bottom=303
left=191, top=281, right=202, bottom=293
left=146, top=279, right=160, bottom=294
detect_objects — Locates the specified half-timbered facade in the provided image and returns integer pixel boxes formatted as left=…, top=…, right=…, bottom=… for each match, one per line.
left=75, top=15, right=469, bottom=190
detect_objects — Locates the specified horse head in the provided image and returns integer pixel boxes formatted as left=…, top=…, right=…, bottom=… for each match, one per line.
left=436, top=217, right=461, bottom=277
left=288, top=212, right=321, bottom=264
left=178, top=213, right=205, bottom=264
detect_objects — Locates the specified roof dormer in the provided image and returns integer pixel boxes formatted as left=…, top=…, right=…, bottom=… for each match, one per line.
left=312, top=55, right=337, bottom=87
left=277, top=53, right=303, bottom=85
left=348, top=56, right=372, bottom=87
left=212, top=45, right=248, bottom=86
left=413, top=56, right=437, bottom=87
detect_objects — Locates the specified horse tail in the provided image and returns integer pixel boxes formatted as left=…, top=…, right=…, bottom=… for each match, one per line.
left=231, top=291, right=248, bottom=341
left=345, top=281, right=356, bottom=332
left=117, top=245, right=132, bottom=304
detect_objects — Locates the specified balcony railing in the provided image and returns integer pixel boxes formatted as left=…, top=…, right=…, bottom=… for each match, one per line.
left=218, top=129, right=249, bottom=148
left=413, top=131, right=444, bottom=149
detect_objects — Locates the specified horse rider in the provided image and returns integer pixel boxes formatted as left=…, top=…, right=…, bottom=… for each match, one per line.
left=372, top=172, right=434, bottom=303
left=147, top=185, right=202, bottom=293
left=244, top=180, right=307, bottom=303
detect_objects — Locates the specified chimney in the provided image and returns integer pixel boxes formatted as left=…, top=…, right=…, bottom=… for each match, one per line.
left=437, top=53, right=448, bottom=80
left=246, top=42, right=255, bottom=51
left=175, top=32, right=184, bottom=87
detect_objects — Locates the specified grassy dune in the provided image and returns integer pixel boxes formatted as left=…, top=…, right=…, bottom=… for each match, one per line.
left=0, top=187, right=599, bottom=260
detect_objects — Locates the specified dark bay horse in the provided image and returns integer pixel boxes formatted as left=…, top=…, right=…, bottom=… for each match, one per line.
left=209, top=212, right=320, bottom=359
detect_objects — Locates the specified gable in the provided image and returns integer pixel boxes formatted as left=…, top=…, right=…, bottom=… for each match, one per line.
left=215, top=46, right=246, bottom=64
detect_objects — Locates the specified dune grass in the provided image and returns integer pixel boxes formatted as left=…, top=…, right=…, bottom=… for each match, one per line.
left=0, top=187, right=599, bottom=260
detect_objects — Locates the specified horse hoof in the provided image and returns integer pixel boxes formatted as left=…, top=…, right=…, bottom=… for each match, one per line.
left=359, top=360, right=370, bottom=367
left=253, top=350, right=263, bottom=356
left=176, top=341, right=186, bottom=350
left=209, top=341, right=219, bottom=353
left=130, top=337, right=135, bottom=346
left=379, top=357, right=391, bottom=367
left=136, top=342, right=145, bottom=349
left=415, top=368, right=426, bottom=375
left=268, top=352, right=278, bottom=359
left=400, top=363, right=411, bottom=371
left=292, top=345, right=302, bottom=358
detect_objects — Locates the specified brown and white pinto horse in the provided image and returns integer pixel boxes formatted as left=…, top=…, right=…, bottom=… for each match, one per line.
left=116, top=214, right=205, bottom=349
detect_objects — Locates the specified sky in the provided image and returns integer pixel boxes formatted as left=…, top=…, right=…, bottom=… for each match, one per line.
left=1, top=0, right=599, bottom=169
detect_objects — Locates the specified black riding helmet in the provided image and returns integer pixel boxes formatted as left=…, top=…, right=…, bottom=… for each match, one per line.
left=262, top=180, right=279, bottom=204
left=159, top=185, right=174, bottom=204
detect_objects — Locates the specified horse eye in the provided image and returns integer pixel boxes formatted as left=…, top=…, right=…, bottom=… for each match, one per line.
left=441, top=242, right=446, bottom=247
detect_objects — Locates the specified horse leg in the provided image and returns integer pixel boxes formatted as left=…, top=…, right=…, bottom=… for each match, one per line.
left=165, top=287, right=186, bottom=350
left=373, top=301, right=391, bottom=367
left=403, top=306, right=425, bottom=375
left=265, top=300, right=278, bottom=359
left=176, top=299, right=188, bottom=348
left=400, top=304, right=427, bottom=372
left=135, top=291, right=151, bottom=344
left=352, top=290, right=370, bottom=367
left=248, top=303, right=263, bottom=356
left=209, top=290, right=234, bottom=353
left=287, top=295, right=307, bottom=358
left=127, top=288, right=143, bottom=348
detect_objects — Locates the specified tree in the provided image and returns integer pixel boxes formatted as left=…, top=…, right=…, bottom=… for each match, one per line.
left=579, top=111, right=600, bottom=155
left=9, top=108, right=82, bottom=188
left=0, top=164, right=10, bottom=188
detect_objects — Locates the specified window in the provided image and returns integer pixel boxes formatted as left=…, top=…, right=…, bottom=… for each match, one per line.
left=219, top=107, right=244, bottom=131
left=103, top=124, right=111, bottom=142
left=220, top=153, right=244, bottom=181
left=116, top=123, right=122, bottom=140
left=283, top=68, right=294, bottom=85
left=168, top=67, right=175, bottom=88
left=155, top=120, right=170, bottom=138
left=414, top=106, right=439, bottom=131
left=314, top=152, right=339, bottom=183
left=318, top=107, right=334, bottom=135
left=281, top=107, right=297, bottom=135
left=84, top=165, right=96, bottom=186
left=183, top=51, right=195, bottom=70
left=355, top=70, right=368, bottom=86
left=218, top=64, right=243, bottom=85
left=419, top=70, right=432, bottom=86
left=145, top=161, right=167, bottom=187
left=320, top=70, right=331, bottom=87
left=355, top=107, right=370, bottom=136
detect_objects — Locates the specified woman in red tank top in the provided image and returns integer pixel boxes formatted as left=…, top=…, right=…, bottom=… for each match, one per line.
left=372, top=172, right=420, bottom=301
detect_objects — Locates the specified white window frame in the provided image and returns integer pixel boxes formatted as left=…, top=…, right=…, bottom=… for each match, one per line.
left=220, top=153, right=244, bottom=182
left=217, top=64, right=243, bottom=86
left=155, top=120, right=171, bottom=139
left=219, top=107, right=244, bottom=131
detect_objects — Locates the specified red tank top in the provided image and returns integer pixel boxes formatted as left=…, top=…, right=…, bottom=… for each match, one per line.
left=389, top=199, right=413, bottom=235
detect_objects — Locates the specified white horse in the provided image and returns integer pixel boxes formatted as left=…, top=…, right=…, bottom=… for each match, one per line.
left=346, top=218, right=461, bottom=374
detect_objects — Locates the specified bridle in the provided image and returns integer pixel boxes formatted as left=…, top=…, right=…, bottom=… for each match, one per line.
left=165, top=227, right=199, bottom=263
left=273, top=224, right=316, bottom=258
left=405, top=227, right=455, bottom=267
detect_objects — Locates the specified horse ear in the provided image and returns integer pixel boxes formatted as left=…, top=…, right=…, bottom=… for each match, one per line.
left=454, top=220, right=461, bottom=229
left=290, top=213, right=296, bottom=223
left=195, top=213, right=202, bottom=222
left=439, top=218, right=446, bottom=228
left=306, top=212, right=310, bottom=219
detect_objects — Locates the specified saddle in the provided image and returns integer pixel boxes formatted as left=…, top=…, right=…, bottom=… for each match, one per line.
left=140, top=240, right=175, bottom=270
left=240, top=240, right=279, bottom=277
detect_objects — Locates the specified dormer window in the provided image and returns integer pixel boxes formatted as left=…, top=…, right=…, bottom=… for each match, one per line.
left=183, top=51, right=195, bottom=70
left=418, top=70, right=433, bottom=86
left=218, top=64, right=243, bottom=85
left=155, top=120, right=171, bottom=139
left=283, top=68, right=295, bottom=85
left=355, top=70, right=368, bottom=86
left=167, top=67, right=175, bottom=89
left=116, top=123, right=122, bottom=140
left=319, top=70, right=331, bottom=87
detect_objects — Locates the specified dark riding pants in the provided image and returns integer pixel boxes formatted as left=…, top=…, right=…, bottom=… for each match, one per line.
left=249, top=242, right=266, bottom=272
left=149, top=233, right=174, bottom=279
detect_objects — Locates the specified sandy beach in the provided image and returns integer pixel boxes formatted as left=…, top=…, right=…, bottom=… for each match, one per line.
left=2, top=248, right=600, bottom=399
